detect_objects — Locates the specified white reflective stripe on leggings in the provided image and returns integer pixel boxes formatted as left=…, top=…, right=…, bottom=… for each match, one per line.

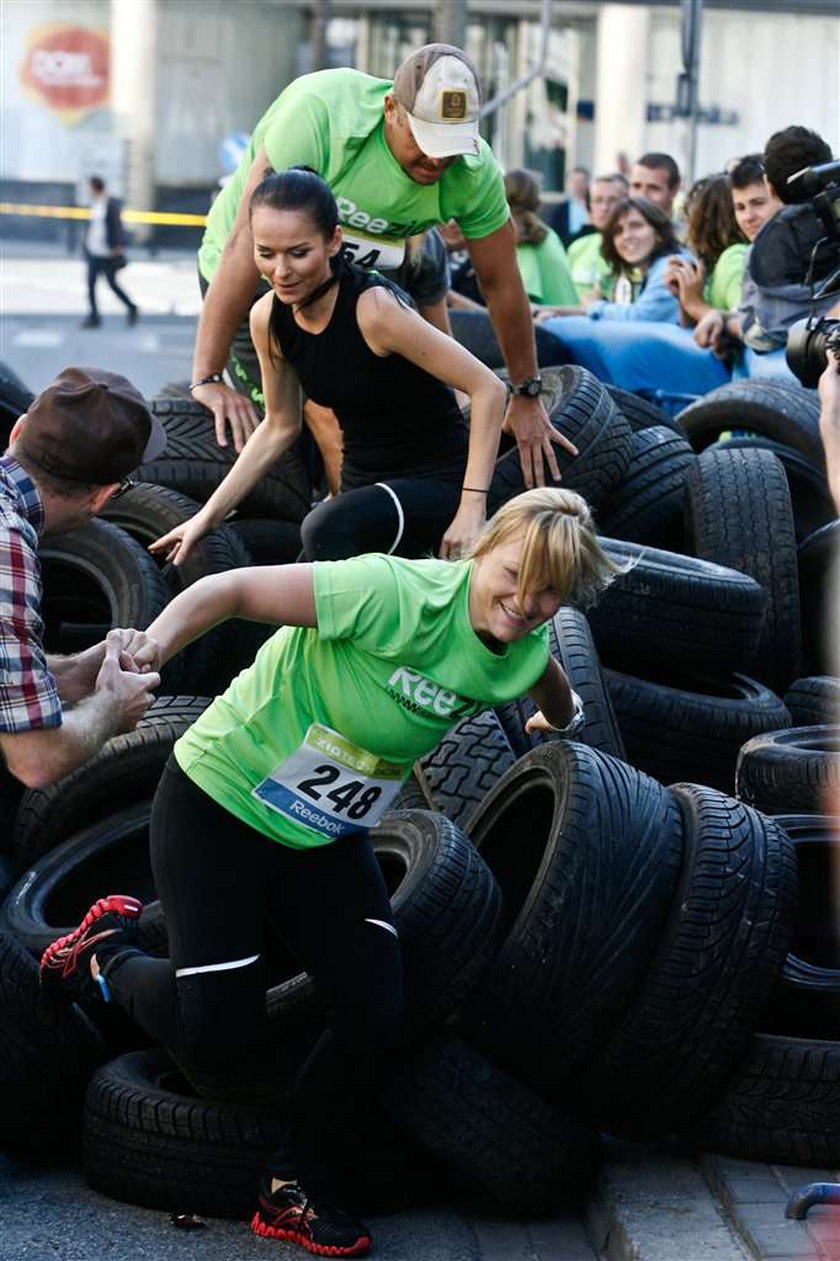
left=175, top=954, right=260, bottom=979
left=365, top=918, right=398, bottom=938
left=374, top=482, right=405, bottom=555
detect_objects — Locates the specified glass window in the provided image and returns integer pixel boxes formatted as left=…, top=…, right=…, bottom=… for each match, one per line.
left=366, top=14, right=431, bottom=78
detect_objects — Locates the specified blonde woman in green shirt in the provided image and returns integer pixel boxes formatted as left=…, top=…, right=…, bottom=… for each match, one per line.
left=41, top=487, right=623, bottom=1259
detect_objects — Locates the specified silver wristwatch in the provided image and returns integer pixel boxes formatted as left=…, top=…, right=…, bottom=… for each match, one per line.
left=509, top=374, right=543, bottom=398
left=553, top=690, right=585, bottom=738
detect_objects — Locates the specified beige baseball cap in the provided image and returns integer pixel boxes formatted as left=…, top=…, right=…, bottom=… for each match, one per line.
left=392, top=44, right=482, bottom=159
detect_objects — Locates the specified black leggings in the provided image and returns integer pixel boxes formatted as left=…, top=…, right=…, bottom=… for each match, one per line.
left=301, top=474, right=463, bottom=560
left=106, top=758, right=403, bottom=1202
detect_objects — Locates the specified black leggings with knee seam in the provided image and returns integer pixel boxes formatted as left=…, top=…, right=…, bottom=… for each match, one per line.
left=300, top=473, right=463, bottom=561
left=106, top=757, right=403, bottom=1202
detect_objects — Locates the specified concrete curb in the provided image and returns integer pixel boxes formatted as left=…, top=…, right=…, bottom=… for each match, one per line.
left=701, top=1152, right=840, bottom=1261
left=586, top=1140, right=750, bottom=1261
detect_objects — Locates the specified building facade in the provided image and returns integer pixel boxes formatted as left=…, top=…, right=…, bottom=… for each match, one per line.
left=1, top=0, right=837, bottom=241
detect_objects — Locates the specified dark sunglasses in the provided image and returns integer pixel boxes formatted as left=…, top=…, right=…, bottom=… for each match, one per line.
left=110, top=476, right=138, bottom=500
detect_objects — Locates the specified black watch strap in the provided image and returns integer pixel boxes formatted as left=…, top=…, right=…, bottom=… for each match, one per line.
left=510, top=374, right=543, bottom=398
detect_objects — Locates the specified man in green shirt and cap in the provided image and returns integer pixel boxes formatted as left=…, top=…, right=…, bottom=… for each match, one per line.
left=190, top=44, right=574, bottom=489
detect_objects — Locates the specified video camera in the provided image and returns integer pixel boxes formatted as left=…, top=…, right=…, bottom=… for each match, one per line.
left=786, top=315, right=840, bottom=389
left=781, top=159, right=840, bottom=386
left=786, top=158, right=840, bottom=250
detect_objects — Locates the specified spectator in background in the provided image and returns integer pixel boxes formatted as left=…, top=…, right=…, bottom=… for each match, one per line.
left=741, top=125, right=835, bottom=356
left=532, top=197, right=729, bottom=396
left=547, top=166, right=590, bottom=246
left=629, top=153, right=682, bottom=220
left=440, top=218, right=484, bottom=309
left=82, top=177, right=138, bottom=330
left=537, top=197, right=685, bottom=325
left=445, top=171, right=580, bottom=311
left=664, top=173, right=747, bottom=330
left=818, top=321, right=840, bottom=512
left=504, top=169, right=579, bottom=308
left=566, top=172, right=629, bottom=300
left=693, top=155, right=782, bottom=354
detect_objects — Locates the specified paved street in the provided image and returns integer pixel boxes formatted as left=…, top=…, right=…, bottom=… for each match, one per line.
left=1, top=242, right=198, bottom=399
left=0, top=1154, right=598, bottom=1261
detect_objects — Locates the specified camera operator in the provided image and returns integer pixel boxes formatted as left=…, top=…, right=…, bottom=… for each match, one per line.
left=818, top=301, right=840, bottom=513
left=743, top=126, right=837, bottom=355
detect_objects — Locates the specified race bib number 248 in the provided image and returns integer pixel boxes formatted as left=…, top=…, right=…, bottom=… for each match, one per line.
left=252, top=723, right=404, bottom=840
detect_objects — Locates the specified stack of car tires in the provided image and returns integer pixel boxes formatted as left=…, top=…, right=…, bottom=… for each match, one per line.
left=414, top=373, right=839, bottom=1175
left=0, top=369, right=837, bottom=1219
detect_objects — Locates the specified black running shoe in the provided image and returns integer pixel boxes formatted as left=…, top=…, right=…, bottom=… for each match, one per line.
left=39, top=894, right=142, bottom=998
left=251, top=1175, right=371, bottom=1257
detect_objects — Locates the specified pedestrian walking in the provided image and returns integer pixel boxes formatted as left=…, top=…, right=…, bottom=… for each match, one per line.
left=82, top=176, right=139, bottom=329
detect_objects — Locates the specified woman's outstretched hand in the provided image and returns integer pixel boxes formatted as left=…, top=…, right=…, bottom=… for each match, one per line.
left=439, top=500, right=487, bottom=560
left=149, top=515, right=211, bottom=568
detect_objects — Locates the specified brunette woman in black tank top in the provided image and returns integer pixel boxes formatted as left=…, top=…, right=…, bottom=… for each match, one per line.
left=152, top=168, right=507, bottom=568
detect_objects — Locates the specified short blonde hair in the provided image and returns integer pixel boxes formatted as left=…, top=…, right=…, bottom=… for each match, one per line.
left=471, top=488, right=625, bottom=609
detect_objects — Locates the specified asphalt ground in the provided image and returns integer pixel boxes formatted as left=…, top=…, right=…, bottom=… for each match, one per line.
left=0, top=1153, right=598, bottom=1261
left=1, top=242, right=198, bottom=399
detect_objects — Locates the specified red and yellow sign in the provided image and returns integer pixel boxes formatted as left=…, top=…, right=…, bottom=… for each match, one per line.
left=19, top=25, right=110, bottom=124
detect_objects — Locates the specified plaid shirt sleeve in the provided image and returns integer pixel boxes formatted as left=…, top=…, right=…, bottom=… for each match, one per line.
left=0, top=517, right=62, bottom=733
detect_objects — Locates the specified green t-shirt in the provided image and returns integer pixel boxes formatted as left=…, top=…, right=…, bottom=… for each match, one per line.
left=705, top=242, right=748, bottom=312
left=567, top=232, right=613, bottom=301
left=199, top=69, right=510, bottom=282
left=516, top=228, right=579, bottom=306
left=174, top=554, right=549, bottom=849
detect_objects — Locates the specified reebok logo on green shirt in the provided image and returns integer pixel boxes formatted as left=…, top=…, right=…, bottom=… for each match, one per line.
left=336, top=197, right=393, bottom=235
left=386, top=666, right=472, bottom=719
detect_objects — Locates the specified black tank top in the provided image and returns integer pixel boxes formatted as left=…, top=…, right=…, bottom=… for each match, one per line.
left=271, top=267, right=468, bottom=488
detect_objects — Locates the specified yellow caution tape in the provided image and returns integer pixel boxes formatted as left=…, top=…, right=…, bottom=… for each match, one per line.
left=0, top=203, right=207, bottom=227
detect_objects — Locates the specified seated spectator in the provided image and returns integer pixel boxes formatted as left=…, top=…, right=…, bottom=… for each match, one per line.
left=629, top=153, right=681, bottom=221
left=534, top=200, right=734, bottom=399
left=444, top=171, right=579, bottom=311
left=567, top=172, right=628, bottom=301
left=664, top=173, right=748, bottom=329
left=504, top=168, right=579, bottom=307
left=693, top=155, right=782, bottom=354
left=546, top=166, right=590, bottom=245
left=439, top=219, right=484, bottom=309
left=538, top=198, right=686, bottom=324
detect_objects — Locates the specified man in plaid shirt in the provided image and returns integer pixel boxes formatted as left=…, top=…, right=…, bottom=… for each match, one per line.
left=1, top=366, right=166, bottom=791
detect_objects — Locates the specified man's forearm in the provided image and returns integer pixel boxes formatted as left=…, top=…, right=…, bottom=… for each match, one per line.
left=482, top=275, right=538, bottom=382
left=1, top=692, right=122, bottom=788
left=193, top=233, right=263, bottom=379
